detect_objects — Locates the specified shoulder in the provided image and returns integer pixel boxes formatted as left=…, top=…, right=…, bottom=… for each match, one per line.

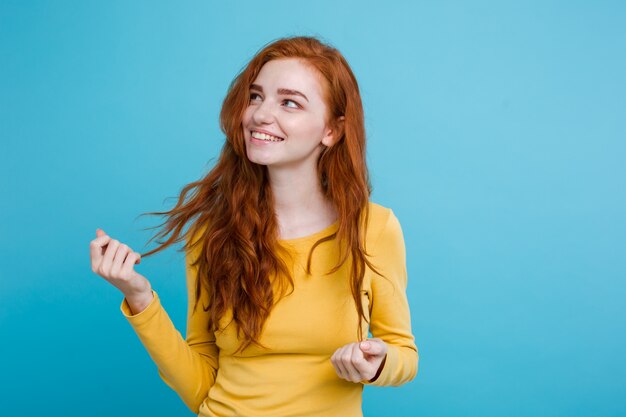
left=185, top=221, right=210, bottom=264
left=363, top=201, right=403, bottom=249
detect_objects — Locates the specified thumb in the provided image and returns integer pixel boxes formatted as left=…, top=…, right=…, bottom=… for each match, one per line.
left=359, top=339, right=386, bottom=357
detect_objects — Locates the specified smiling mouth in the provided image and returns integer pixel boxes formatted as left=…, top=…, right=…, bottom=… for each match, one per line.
left=250, top=130, right=284, bottom=142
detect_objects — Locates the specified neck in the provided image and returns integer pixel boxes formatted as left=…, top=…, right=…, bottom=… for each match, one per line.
left=267, top=162, right=336, bottom=230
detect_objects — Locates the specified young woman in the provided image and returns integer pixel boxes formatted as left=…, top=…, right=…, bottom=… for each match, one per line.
left=89, top=35, right=418, bottom=417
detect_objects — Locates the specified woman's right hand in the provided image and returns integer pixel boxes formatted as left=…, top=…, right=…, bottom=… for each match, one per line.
left=90, top=228, right=154, bottom=314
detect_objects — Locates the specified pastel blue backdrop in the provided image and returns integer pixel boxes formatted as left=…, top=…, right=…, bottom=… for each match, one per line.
left=1, top=1, right=624, bottom=416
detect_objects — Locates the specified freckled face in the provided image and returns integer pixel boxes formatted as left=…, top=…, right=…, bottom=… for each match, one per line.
left=242, top=58, right=335, bottom=168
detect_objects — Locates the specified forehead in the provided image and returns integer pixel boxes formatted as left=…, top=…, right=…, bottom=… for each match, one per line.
left=253, top=58, right=326, bottom=100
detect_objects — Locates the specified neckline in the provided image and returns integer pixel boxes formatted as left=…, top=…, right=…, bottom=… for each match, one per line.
left=277, top=219, right=340, bottom=245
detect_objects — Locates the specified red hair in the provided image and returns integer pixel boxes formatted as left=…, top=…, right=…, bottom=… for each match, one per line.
left=139, top=35, right=381, bottom=353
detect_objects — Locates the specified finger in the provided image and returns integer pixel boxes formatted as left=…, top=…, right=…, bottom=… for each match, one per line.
left=360, top=338, right=387, bottom=358
left=332, top=346, right=349, bottom=380
left=330, top=349, right=342, bottom=379
left=342, top=344, right=365, bottom=382
left=111, top=243, right=132, bottom=277
left=135, top=252, right=141, bottom=265
left=90, top=234, right=112, bottom=271
left=91, top=232, right=111, bottom=249
left=337, top=344, right=358, bottom=382
left=96, top=228, right=105, bottom=238
left=121, top=251, right=139, bottom=277
left=100, top=239, right=120, bottom=276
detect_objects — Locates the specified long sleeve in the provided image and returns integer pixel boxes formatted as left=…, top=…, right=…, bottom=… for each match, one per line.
left=120, top=243, right=218, bottom=413
left=362, top=209, right=419, bottom=386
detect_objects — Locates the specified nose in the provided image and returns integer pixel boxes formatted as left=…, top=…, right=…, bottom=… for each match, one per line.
left=251, top=99, right=275, bottom=124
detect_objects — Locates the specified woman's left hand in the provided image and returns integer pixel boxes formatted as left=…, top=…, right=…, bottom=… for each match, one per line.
left=330, top=338, right=388, bottom=383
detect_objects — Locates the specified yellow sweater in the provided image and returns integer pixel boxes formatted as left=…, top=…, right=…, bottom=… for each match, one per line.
left=121, top=202, right=418, bottom=417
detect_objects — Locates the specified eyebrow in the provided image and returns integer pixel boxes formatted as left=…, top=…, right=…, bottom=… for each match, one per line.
left=250, top=84, right=309, bottom=102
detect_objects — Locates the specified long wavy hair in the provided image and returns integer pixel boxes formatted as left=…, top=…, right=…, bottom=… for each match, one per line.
left=138, top=35, right=381, bottom=353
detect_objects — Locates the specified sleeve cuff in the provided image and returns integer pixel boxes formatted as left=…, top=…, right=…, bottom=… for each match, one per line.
left=361, top=344, right=400, bottom=386
left=120, top=290, right=160, bottom=325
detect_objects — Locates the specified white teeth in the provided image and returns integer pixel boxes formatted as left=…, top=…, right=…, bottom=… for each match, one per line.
left=251, top=131, right=283, bottom=142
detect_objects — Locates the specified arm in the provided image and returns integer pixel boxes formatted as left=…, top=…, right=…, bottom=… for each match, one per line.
left=120, top=242, right=218, bottom=413
left=361, top=209, right=418, bottom=386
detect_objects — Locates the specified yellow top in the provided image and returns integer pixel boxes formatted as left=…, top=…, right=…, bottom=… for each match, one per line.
left=120, top=202, right=418, bottom=417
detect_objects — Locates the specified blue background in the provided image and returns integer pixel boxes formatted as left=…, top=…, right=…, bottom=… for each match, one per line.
left=1, top=1, right=625, bottom=416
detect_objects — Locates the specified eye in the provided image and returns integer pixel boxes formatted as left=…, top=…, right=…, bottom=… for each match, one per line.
left=283, top=99, right=300, bottom=109
left=249, top=92, right=262, bottom=102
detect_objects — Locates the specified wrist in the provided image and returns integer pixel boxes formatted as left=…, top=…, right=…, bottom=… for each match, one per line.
left=125, top=289, right=154, bottom=315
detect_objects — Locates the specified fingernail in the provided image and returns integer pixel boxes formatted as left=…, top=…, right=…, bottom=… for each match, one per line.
left=361, top=341, right=370, bottom=350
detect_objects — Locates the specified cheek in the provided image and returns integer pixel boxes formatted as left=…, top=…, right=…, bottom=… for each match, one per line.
left=287, top=116, right=326, bottom=139
left=241, top=109, right=251, bottom=129
left=309, top=123, right=329, bottom=142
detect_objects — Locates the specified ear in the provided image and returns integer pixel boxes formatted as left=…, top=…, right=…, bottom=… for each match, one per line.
left=321, top=115, right=345, bottom=147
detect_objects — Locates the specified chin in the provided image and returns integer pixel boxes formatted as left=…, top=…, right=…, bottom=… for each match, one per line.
left=249, top=159, right=271, bottom=167
left=245, top=151, right=272, bottom=167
